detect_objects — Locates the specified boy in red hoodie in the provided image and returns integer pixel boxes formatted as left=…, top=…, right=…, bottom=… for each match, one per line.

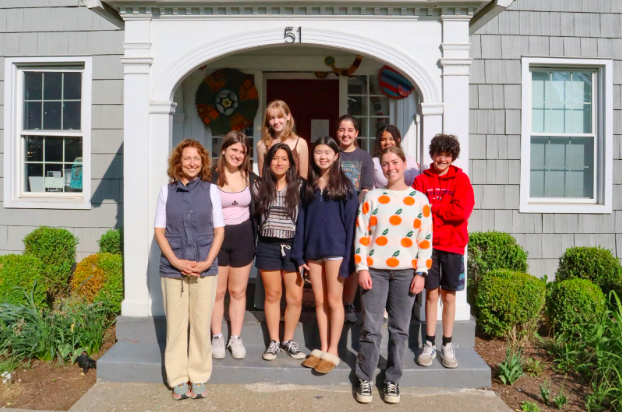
left=413, top=134, right=474, bottom=369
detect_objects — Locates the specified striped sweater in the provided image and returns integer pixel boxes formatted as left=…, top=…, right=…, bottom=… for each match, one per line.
left=252, top=182, right=299, bottom=239
left=354, top=188, right=433, bottom=273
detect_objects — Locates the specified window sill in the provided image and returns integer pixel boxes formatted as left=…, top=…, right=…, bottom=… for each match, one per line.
left=519, top=202, right=611, bottom=214
left=3, top=198, right=92, bottom=210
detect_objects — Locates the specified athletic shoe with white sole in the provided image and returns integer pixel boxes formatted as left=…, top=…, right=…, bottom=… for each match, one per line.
left=416, top=340, right=436, bottom=367
left=383, top=381, right=400, bottom=404
left=227, top=336, right=246, bottom=359
left=262, top=340, right=280, bottom=361
left=440, top=342, right=458, bottom=368
left=280, top=340, right=306, bottom=359
left=212, top=335, right=225, bottom=359
left=356, top=379, right=373, bottom=404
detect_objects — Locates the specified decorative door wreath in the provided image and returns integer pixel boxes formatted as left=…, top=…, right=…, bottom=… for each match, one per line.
left=195, top=68, right=259, bottom=135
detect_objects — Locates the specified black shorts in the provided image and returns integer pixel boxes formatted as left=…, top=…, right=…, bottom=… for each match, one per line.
left=255, top=236, right=297, bottom=272
left=425, top=249, right=466, bottom=292
left=217, top=219, right=255, bottom=268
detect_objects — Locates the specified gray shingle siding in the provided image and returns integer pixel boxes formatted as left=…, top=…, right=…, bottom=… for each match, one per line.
left=471, top=0, right=622, bottom=277
left=0, top=2, right=123, bottom=260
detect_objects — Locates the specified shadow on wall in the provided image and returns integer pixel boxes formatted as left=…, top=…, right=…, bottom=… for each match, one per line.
left=90, top=143, right=124, bottom=234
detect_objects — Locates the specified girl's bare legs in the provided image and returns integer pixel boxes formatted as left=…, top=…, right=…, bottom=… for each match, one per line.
left=309, top=261, right=329, bottom=352
left=211, top=265, right=230, bottom=335
left=440, top=290, right=456, bottom=339
left=324, top=260, right=345, bottom=356
left=425, top=287, right=441, bottom=337
left=282, top=270, right=304, bottom=342
left=228, top=262, right=253, bottom=336
left=261, top=270, right=283, bottom=341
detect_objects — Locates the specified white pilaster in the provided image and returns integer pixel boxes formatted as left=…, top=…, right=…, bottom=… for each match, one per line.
left=120, top=13, right=155, bottom=317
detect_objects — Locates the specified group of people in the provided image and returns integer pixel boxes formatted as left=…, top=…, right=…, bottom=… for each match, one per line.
left=154, top=99, right=475, bottom=404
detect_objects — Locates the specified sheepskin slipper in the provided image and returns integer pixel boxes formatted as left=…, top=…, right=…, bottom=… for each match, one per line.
left=301, top=349, right=323, bottom=368
left=314, top=352, right=341, bottom=374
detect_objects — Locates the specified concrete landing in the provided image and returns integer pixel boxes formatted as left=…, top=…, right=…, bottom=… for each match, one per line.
left=71, top=382, right=511, bottom=412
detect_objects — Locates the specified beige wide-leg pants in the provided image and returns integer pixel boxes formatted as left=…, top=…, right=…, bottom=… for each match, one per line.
left=161, top=275, right=217, bottom=387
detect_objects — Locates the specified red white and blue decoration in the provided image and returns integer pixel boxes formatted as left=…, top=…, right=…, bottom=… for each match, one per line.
left=378, top=65, right=415, bottom=99
left=195, top=68, right=259, bottom=135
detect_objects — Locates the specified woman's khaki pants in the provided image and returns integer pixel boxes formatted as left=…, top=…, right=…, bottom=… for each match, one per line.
left=161, top=275, right=217, bottom=387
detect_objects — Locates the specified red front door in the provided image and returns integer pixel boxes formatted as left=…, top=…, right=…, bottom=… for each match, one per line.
left=266, top=79, right=340, bottom=146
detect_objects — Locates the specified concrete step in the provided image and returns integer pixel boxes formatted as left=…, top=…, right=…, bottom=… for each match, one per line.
left=115, top=312, right=477, bottom=348
left=98, top=341, right=490, bottom=388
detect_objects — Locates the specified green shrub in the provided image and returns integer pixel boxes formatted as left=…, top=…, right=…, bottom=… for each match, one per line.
left=476, top=269, right=545, bottom=342
left=23, top=226, right=78, bottom=295
left=0, top=254, right=47, bottom=307
left=71, top=253, right=123, bottom=315
left=98, top=228, right=123, bottom=255
left=468, top=231, right=529, bottom=283
left=556, top=247, right=622, bottom=299
left=547, top=279, right=606, bottom=337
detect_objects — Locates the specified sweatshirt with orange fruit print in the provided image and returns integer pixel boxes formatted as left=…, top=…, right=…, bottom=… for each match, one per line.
left=354, top=188, right=433, bottom=273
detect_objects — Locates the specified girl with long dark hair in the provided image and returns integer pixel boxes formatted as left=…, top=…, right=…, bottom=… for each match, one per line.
left=210, top=131, right=259, bottom=360
left=252, top=143, right=306, bottom=361
left=372, top=125, right=420, bottom=188
left=291, top=136, right=359, bottom=374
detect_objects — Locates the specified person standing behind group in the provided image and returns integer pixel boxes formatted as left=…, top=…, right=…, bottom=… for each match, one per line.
left=372, top=125, right=420, bottom=188
left=414, top=134, right=474, bottom=370
left=253, top=143, right=306, bottom=361
left=354, top=146, right=432, bottom=405
left=210, top=131, right=258, bottom=360
left=292, top=136, right=359, bottom=374
left=336, top=114, right=375, bottom=323
left=154, top=139, right=225, bottom=401
left=257, top=100, right=309, bottom=179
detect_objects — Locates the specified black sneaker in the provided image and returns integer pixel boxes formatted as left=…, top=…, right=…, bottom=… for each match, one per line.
left=280, top=340, right=306, bottom=359
left=262, top=340, right=280, bottom=361
left=383, top=381, right=400, bottom=404
left=344, top=303, right=357, bottom=323
left=356, top=379, right=373, bottom=404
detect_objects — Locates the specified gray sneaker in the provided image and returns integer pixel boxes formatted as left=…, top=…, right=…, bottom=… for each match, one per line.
left=262, top=340, right=280, bottom=361
left=227, top=336, right=246, bottom=359
left=344, top=303, right=357, bottom=323
left=416, top=340, right=436, bottom=367
left=280, top=340, right=306, bottom=360
left=212, top=335, right=225, bottom=359
left=440, top=342, right=458, bottom=368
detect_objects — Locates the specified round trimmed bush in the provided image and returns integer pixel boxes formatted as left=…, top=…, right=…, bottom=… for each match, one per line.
left=556, top=247, right=622, bottom=299
left=71, top=253, right=123, bottom=315
left=547, top=278, right=606, bottom=336
left=99, top=228, right=123, bottom=255
left=23, top=226, right=78, bottom=295
left=476, top=269, right=545, bottom=341
left=0, top=254, right=47, bottom=307
left=468, top=232, right=529, bottom=283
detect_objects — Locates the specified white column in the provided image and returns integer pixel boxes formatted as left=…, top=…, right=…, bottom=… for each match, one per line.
left=440, top=12, right=473, bottom=321
left=120, top=13, right=154, bottom=317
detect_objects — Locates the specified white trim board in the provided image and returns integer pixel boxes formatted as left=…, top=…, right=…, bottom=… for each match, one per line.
left=519, top=57, right=613, bottom=214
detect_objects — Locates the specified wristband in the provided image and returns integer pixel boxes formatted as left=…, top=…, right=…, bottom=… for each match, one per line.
left=415, top=271, right=427, bottom=278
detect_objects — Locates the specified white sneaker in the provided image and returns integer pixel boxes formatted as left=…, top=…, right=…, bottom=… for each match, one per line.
left=227, top=336, right=246, bottom=359
left=416, top=340, right=436, bottom=367
left=212, top=335, right=226, bottom=359
left=440, top=342, right=458, bottom=368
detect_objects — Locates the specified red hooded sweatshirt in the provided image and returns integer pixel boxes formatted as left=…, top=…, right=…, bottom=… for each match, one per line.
left=413, top=165, right=475, bottom=254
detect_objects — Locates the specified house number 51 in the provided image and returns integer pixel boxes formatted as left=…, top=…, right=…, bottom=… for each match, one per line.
left=284, top=27, right=302, bottom=43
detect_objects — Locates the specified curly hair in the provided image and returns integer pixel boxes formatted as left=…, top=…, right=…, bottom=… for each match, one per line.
left=167, top=139, right=212, bottom=182
left=374, top=124, right=402, bottom=157
left=429, top=134, right=460, bottom=160
left=215, top=131, right=251, bottom=187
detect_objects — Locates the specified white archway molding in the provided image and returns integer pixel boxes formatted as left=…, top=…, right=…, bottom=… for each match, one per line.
left=152, top=27, right=442, bottom=105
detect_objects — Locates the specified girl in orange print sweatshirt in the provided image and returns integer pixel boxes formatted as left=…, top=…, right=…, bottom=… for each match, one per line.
left=353, top=146, right=432, bottom=405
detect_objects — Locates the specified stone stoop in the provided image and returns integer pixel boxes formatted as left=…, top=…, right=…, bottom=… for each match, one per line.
left=97, top=312, right=491, bottom=388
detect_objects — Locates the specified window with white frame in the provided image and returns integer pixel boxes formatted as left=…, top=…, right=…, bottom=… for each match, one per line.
left=520, top=58, right=613, bottom=214
left=4, top=57, right=92, bottom=209
left=346, top=75, right=391, bottom=154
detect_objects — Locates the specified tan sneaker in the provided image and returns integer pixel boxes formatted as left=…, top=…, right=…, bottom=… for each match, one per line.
left=440, top=342, right=458, bottom=368
left=416, top=340, right=436, bottom=367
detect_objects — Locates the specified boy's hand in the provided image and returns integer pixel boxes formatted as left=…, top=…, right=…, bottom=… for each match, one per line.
left=410, top=274, right=425, bottom=295
left=358, top=270, right=373, bottom=290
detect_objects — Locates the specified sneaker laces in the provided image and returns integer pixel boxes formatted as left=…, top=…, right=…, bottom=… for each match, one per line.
left=227, top=337, right=243, bottom=350
left=422, top=342, right=435, bottom=355
left=385, top=382, right=398, bottom=395
left=284, top=341, right=300, bottom=353
left=267, top=340, right=280, bottom=354
left=443, top=342, right=456, bottom=358
left=359, top=380, right=372, bottom=393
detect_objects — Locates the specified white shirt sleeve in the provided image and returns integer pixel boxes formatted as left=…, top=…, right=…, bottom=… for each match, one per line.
left=210, top=184, right=225, bottom=228
left=154, top=185, right=168, bottom=228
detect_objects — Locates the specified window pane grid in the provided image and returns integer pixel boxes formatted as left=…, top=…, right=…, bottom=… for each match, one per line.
left=347, top=75, right=390, bottom=155
left=22, top=135, right=83, bottom=193
left=23, top=71, right=82, bottom=131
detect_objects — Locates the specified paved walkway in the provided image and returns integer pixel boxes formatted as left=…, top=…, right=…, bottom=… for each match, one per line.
left=65, top=382, right=512, bottom=411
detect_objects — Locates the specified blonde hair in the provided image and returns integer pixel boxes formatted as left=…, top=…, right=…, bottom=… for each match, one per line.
left=380, top=146, right=406, bottom=163
left=167, top=139, right=212, bottom=182
left=261, top=100, right=297, bottom=148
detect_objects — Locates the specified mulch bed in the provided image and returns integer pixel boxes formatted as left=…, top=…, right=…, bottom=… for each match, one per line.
left=0, top=325, right=116, bottom=411
left=475, top=334, right=590, bottom=411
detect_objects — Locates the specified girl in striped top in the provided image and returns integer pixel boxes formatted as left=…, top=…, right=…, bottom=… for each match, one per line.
left=252, top=143, right=306, bottom=361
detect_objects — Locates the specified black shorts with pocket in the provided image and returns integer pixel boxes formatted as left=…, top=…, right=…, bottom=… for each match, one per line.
left=217, top=219, right=256, bottom=268
left=255, top=236, right=297, bottom=272
left=425, top=249, right=466, bottom=292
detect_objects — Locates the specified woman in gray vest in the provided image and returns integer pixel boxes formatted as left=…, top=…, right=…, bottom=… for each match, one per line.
left=154, top=139, right=225, bottom=401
